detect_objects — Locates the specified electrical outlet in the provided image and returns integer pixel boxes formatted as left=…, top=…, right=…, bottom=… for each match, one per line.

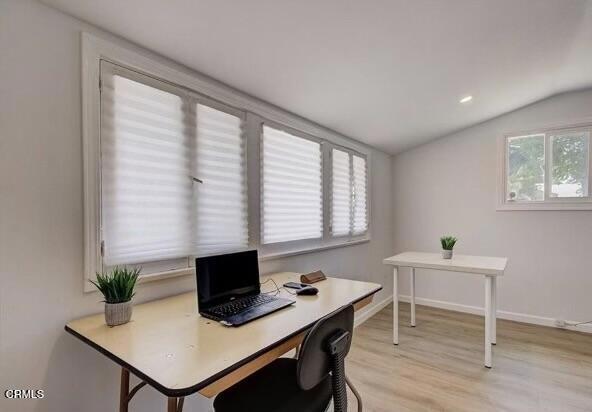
left=555, top=319, right=567, bottom=328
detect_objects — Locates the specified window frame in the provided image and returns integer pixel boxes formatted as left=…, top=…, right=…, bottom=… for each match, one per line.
left=82, top=33, right=371, bottom=291
left=259, top=119, right=324, bottom=250
left=94, top=59, right=250, bottom=290
left=497, top=121, right=592, bottom=211
left=328, top=143, right=369, bottom=239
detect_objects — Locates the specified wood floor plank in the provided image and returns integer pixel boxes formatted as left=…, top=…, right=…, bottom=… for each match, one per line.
left=346, top=303, right=592, bottom=412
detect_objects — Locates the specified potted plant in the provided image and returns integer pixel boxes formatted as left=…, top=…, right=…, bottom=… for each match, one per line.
left=440, top=236, right=457, bottom=259
left=89, top=267, right=140, bottom=326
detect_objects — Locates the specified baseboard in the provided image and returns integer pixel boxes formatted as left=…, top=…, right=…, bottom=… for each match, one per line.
left=398, top=295, right=592, bottom=334
left=354, top=294, right=393, bottom=328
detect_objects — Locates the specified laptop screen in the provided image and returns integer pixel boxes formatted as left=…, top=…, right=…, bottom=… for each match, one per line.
left=196, top=250, right=261, bottom=310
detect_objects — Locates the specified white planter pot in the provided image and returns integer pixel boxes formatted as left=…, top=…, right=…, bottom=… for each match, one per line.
left=105, top=301, right=133, bottom=326
left=442, top=249, right=453, bottom=259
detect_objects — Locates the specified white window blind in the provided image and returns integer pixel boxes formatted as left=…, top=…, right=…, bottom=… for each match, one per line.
left=352, top=155, right=368, bottom=234
left=261, top=125, right=322, bottom=244
left=100, top=62, right=247, bottom=266
left=331, top=149, right=368, bottom=236
left=194, top=104, right=248, bottom=254
left=331, top=149, right=351, bottom=236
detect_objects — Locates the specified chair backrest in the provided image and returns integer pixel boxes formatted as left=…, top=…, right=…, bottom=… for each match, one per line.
left=296, top=304, right=354, bottom=390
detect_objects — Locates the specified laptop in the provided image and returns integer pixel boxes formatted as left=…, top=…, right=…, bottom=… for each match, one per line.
left=196, top=250, right=295, bottom=326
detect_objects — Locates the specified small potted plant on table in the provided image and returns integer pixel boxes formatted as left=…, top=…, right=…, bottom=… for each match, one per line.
left=90, top=267, right=140, bottom=326
left=440, top=236, right=457, bottom=259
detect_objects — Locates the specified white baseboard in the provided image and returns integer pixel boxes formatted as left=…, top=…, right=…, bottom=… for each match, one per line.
left=398, top=295, right=592, bottom=334
left=354, top=294, right=393, bottom=328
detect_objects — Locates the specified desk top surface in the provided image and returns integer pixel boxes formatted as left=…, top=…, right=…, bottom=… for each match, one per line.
left=383, top=252, right=507, bottom=275
left=66, top=272, right=381, bottom=396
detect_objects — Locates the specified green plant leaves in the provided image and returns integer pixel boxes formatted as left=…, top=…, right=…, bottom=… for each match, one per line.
left=440, top=236, right=457, bottom=250
left=89, top=267, right=140, bottom=304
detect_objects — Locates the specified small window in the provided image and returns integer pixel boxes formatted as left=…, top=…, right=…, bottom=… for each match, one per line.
left=499, top=125, right=592, bottom=210
left=261, top=125, right=323, bottom=244
left=506, top=134, right=545, bottom=202
left=550, top=130, right=589, bottom=198
left=331, top=148, right=368, bottom=236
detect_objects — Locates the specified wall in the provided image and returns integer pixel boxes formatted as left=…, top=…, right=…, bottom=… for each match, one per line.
left=392, top=88, right=592, bottom=328
left=0, top=1, right=393, bottom=411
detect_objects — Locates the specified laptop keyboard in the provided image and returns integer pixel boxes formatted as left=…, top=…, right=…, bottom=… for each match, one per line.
left=209, top=294, right=276, bottom=318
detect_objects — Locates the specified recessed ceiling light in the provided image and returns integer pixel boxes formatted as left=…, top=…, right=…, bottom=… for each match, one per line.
left=460, top=95, right=473, bottom=103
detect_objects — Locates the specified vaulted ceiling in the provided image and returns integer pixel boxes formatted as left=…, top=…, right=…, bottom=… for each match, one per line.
left=41, top=0, right=592, bottom=153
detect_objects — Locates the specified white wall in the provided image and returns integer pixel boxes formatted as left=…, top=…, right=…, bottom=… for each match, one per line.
left=0, top=1, right=393, bottom=411
left=392, top=88, right=592, bottom=326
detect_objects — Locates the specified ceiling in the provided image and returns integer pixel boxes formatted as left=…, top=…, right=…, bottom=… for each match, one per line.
left=41, top=0, right=592, bottom=154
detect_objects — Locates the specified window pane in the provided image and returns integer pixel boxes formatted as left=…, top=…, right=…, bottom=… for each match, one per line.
left=261, top=126, right=322, bottom=244
left=507, top=134, right=545, bottom=201
left=101, top=73, right=194, bottom=265
left=194, top=104, right=248, bottom=254
left=101, top=63, right=249, bottom=267
left=551, top=131, right=590, bottom=198
left=331, top=149, right=351, bottom=236
left=352, top=155, right=368, bottom=234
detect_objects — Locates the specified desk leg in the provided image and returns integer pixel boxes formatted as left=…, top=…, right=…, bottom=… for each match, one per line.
left=393, top=267, right=399, bottom=345
left=492, top=276, right=497, bottom=345
left=120, top=368, right=130, bottom=412
left=167, top=397, right=184, bottom=412
left=410, top=267, right=416, bottom=327
left=484, top=276, right=493, bottom=368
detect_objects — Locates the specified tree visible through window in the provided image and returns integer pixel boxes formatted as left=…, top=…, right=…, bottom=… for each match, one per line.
left=505, top=128, right=591, bottom=204
left=507, top=134, right=545, bottom=201
left=551, top=132, right=589, bottom=198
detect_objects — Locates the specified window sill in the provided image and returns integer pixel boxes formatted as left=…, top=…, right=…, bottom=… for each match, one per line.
left=84, top=267, right=194, bottom=293
left=259, top=237, right=371, bottom=261
left=85, top=239, right=371, bottom=293
left=497, top=201, right=592, bottom=211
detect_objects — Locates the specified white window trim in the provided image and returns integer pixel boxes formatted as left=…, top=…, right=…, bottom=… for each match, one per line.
left=82, top=33, right=372, bottom=291
left=497, top=119, right=592, bottom=211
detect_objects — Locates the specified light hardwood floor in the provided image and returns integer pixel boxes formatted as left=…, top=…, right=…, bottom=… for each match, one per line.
left=346, top=303, right=592, bottom=412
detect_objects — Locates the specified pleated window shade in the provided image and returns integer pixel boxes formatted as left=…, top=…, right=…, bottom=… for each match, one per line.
left=331, top=149, right=368, bottom=237
left=194, top=104, right=247, bottom=255
left=100, top=64, right=247, bottom=266
left=331, top=149, right=351, bottom=236
left=352, top=155, right=368, bottom=234
left=261, top=125, right=322, bottom=244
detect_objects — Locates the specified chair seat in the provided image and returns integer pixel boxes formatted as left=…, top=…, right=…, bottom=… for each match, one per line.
left=214, top=358, right=332, bottom=412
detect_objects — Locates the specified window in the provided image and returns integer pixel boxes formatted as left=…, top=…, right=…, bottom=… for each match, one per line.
left=352, top=155, right=368, bottom=234
left=550, top=130, right=589, bottom=198
left=100, top=61, right=247, bottom=270
left=506, top=134, right=545, bottom=202
left=261, top=125, right=323, bottom=244
left=499, top=125, right=592, bottom=210
left=331, top=148, right=368, bottom=237
left=83, top=34, right=371, bottom=287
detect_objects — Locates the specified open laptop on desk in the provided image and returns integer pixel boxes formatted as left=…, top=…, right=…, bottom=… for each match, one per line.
left=196, top=250, right=295, bottom=326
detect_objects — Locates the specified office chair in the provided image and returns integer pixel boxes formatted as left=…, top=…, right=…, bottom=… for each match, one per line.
left=213, top=304, right=362, bottom=412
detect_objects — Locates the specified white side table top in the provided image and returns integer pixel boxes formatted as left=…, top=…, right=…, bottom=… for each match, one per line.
left=383, top=252, right=507, bottom=276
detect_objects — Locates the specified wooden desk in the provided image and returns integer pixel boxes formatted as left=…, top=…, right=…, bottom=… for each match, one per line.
left=383, top=252, right=507, bottom=368
left=66, top=272, right=381, bottom=411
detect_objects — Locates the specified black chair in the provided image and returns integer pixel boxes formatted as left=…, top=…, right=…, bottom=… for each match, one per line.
left=213, top=304, right=362, bottom=412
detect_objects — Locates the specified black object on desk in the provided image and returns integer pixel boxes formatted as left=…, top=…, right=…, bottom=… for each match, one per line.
left=296, top=286, right=319, bottom=296
left=196, top=250, right=294, bottom=326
